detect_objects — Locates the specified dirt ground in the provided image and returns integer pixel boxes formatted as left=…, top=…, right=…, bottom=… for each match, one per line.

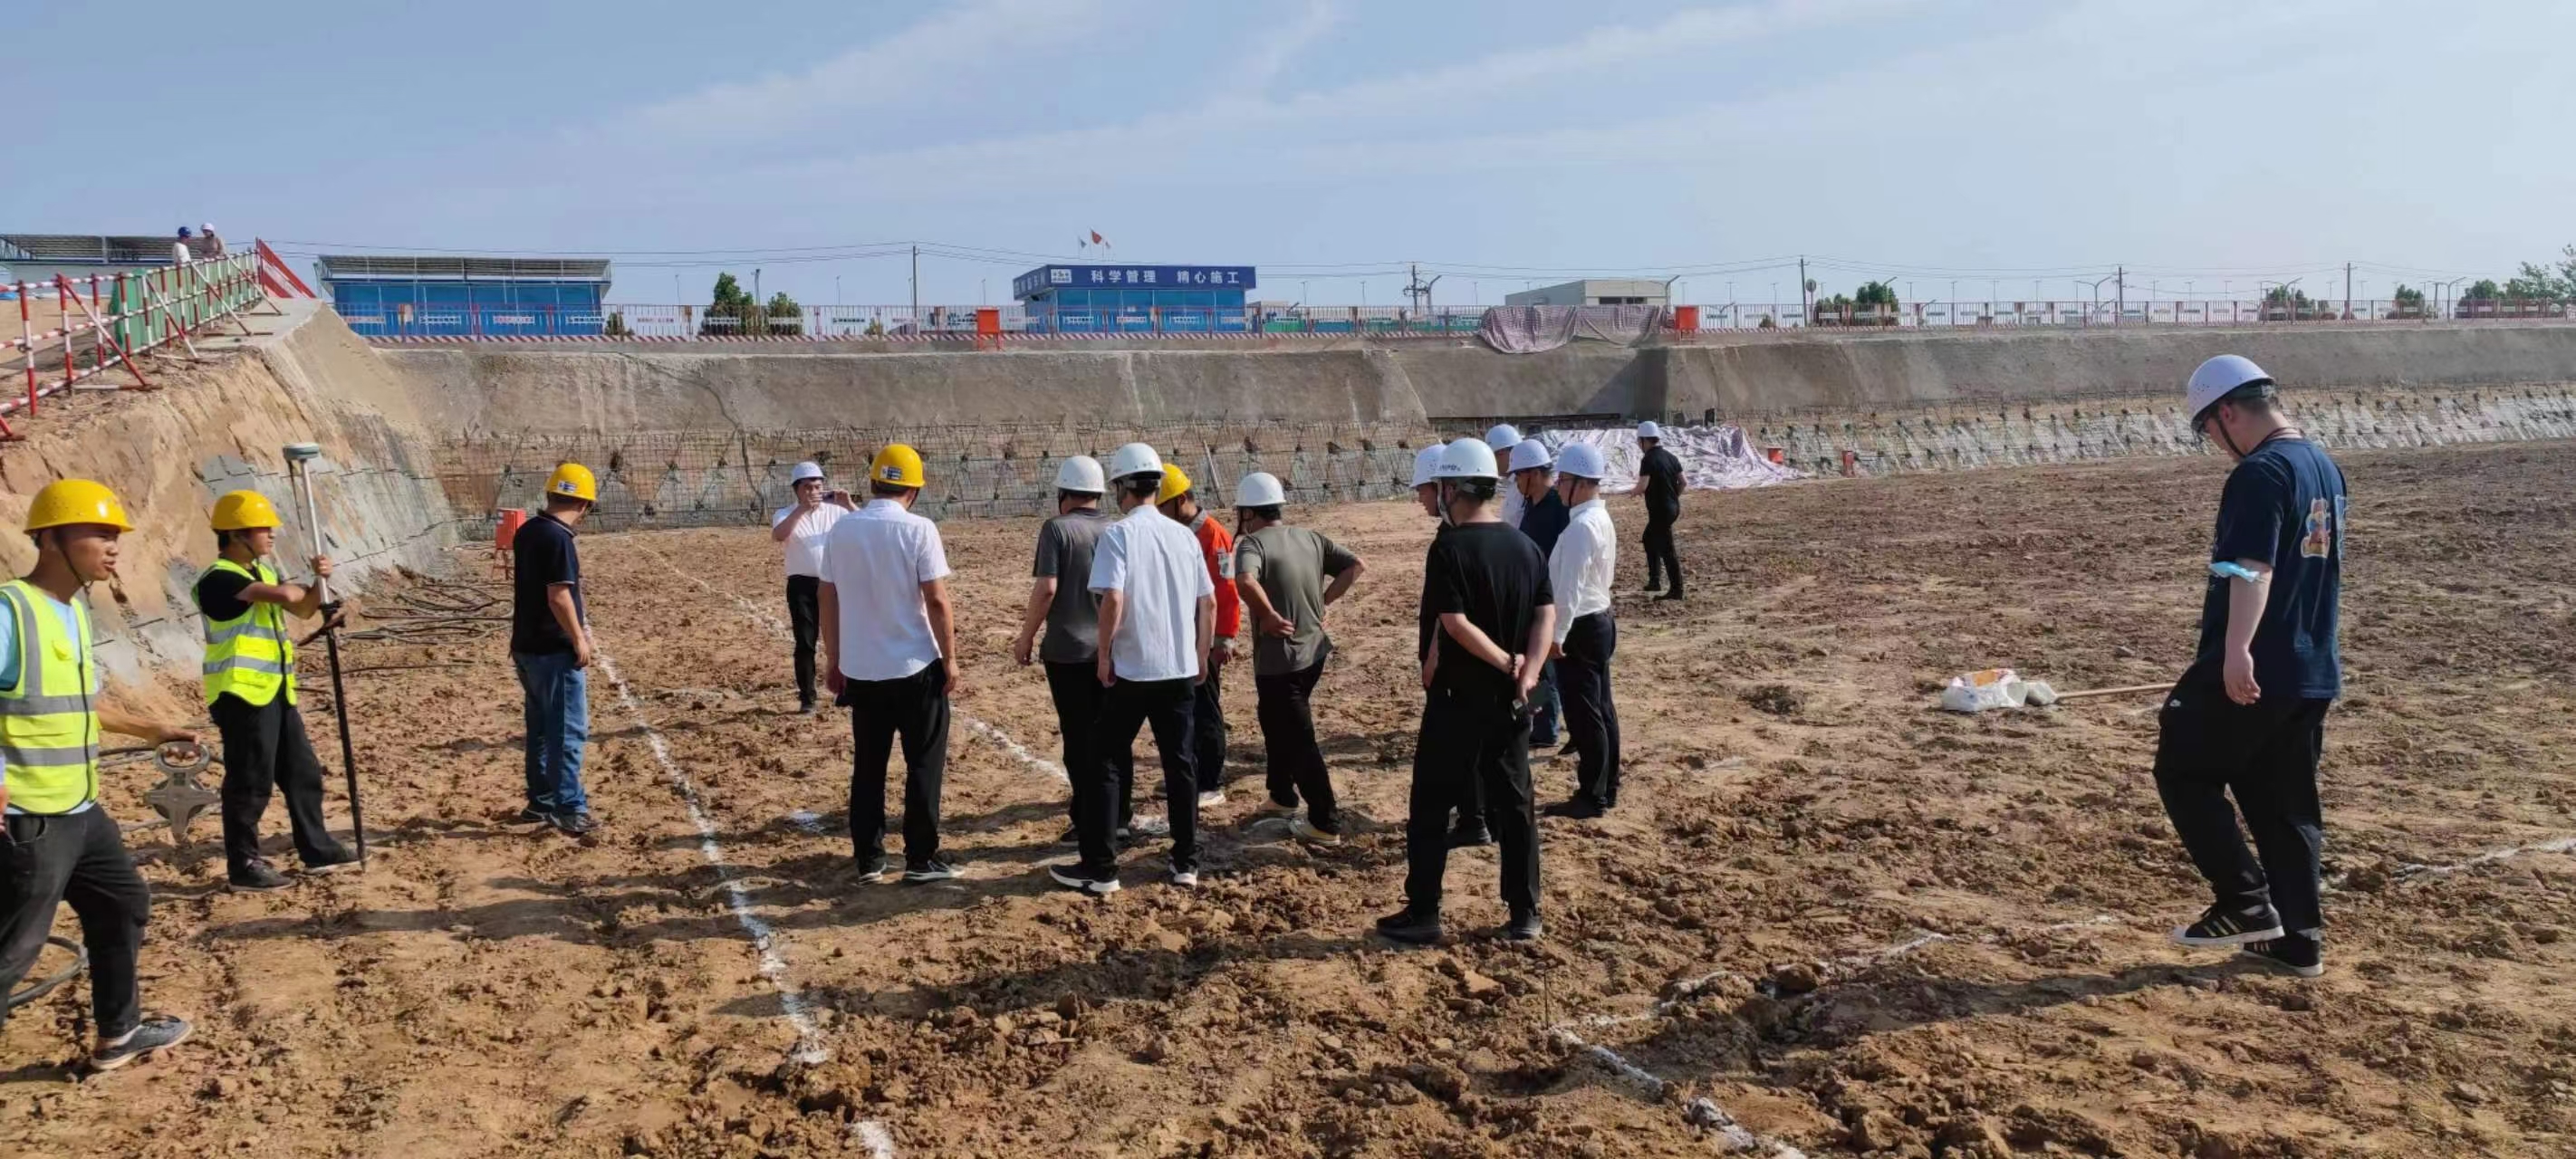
left=7, top=439, right=2576, bottom=1158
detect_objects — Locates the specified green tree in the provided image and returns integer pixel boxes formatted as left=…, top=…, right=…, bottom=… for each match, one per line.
left=1810, top=292, right=1855, bottom=325
left=764, top=291, right=803, bottom=336
left=702, top=273, right=754, bottom=335
left=1852, top=281, right=1899, bottom=326
left=2459, top=279, right=2501, bottom=301
left=2391, top=285, right=2424, bottom=317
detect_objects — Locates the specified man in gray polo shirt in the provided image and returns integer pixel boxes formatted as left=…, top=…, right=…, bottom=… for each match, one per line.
left=1231, top=472, right=1366, bottom=842
left=1013, top=456, right=1136, bottom=841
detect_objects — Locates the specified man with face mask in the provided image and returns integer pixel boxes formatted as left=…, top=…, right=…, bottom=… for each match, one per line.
left=2158, top=355, right=2346, bottom=980
left=1, top=480, right=201, bottom=1070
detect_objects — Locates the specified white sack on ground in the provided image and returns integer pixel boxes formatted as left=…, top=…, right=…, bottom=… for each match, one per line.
left=1538, top=425, right=1802, bottom=493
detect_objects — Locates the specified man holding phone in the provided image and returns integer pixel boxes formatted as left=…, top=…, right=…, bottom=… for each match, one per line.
left=774, top=461, right=856, bottom=714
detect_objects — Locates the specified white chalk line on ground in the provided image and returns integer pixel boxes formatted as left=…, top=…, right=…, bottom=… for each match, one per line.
left=2395, top=834, right=2576, bottom=880
left=1549, top=915, right=2120, bottom=1154
left=596, top=651, right=831, bottom=1066
left=630, top=539, right=1067, bottom=785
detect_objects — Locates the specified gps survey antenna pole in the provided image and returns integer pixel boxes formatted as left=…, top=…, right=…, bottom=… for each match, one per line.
left=284, top=442, right=368, bottom=863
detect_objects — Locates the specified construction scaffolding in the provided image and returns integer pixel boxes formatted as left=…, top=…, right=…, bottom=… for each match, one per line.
left=436, top=420, right=1437, bottom=534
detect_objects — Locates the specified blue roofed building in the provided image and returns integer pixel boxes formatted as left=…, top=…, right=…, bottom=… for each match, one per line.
left=1011, top=264, right=1255, bottom=332
left=317, top=254, right=612, bottom=337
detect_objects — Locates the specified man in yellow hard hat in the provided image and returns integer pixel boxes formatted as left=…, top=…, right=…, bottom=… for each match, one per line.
left=1155, top=465, right=1237, bottom=809
left=197, top=490, right=357, bottom=891
left=818, top=445, right=963, bottom=883
left=513, top=463, right=598, bottom=836
left=1, top=480, right=200, bottom=1070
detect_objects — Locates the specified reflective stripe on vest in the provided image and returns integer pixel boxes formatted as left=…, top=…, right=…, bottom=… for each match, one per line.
left=0, top=580, right=102, bottom=812
left=199, top=559, right=296, bottom=706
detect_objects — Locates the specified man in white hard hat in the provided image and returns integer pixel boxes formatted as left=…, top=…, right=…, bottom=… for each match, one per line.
left=1013, top=455, right=1137, bottom=843
left=2158, top=355, right=2345, bottom=979
left=1412, top=439, right=1490, bottom=848
left=1484, top=424, right=1525, bottom=529
left=773, top=461, right=856, bottom=714
left=1411, top=442, right=1446, bottom=520
left=1052, top=444, right=1216, bottom=895
left=1539, top=444, right=1622, bottom=818
left=1232, top=472, right=1365, bottom=842
left=1509, top=439, right=1569, bottom=749
left=1379, top=438, right=1553, bottom=944
left=197, top=224, right=225, bottom=259
left=1636, top=421, right=1686, bottom=599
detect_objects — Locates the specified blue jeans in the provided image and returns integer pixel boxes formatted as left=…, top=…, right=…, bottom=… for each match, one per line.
left=514, top=650, right=591, bottom=816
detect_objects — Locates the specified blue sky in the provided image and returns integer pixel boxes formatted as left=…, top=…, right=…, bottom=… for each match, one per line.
left=8, top=0, right=2571, bottom=307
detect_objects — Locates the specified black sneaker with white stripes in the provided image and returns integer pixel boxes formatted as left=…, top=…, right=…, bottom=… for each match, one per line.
left=2239, top=934, right=2324, bottom=978
left=2171, top=904, right=2286, bottom=948
left=903, top=859, right=961, bottom=884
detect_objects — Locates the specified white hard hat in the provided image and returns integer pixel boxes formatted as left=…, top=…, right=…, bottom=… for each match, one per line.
left=1235, top=472, right=1287, bottom=508
left=1437, top=438, right=1501, bottom=480
left=1411, top=443, right=1447, bottom=488
left=200, top=222, right=215, bottom=233
left=1106, top=442, right=1164, bottom=482
left=1637, top=420, right=1664, bottom=441
left=790, top=460, right=825, bottom=484
left=1484, top=423, right=1523, bottom=452
left=2187, top=355, right=2273, bottom=421
left=1054, top=455, right=1106, bottom=493
left=1507, top=438, right=1553, bottom=474
left=1557, top=443, right=1608, bottom=480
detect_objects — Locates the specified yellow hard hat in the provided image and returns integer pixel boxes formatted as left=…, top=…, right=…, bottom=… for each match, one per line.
left=210, top=490, right=282, bottom=532
left=870, top=445, right=926, bottom=489
left=545, top=462, right=599, bottom=503
left=1156, top=463, right=1193, bottom=504
left=25, top=479, right=136, bottom=533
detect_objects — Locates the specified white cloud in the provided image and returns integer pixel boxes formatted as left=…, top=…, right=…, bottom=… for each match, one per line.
left=1237, top=0, right=1345, bottom=95
left=600, top=0, right=1109, bottom=148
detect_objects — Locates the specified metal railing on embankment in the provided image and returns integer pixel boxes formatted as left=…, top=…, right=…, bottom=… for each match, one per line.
left=4, top=253, right=266, bottom=439
left=436, top=421, right=1438, bottom=535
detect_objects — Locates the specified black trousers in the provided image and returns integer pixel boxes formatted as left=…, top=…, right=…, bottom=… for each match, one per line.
left=842, top=664, right=949, bottom=866
left=1194, top=665, right=1229, bottom=795
left=1081, top=677, right=1199, bottom=876
left=1558, top=611, right=1623, bottom=807
left=785, top=575, right=822, bottom=706
left=212, top=694, right=344, bottom=876
left=2153, top=663, right=2330, bottom=934
left=1, top=808, right=148, bottom=1039
left=1642, top=510, right=1682, bottom=591
left=1044, top=660, right=1133, bottom=825
left=1406, top=685, right=1541, bottom=915
left=1254, top=661, right=1336, bottom=830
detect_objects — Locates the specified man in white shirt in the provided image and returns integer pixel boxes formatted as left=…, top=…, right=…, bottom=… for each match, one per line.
left=1485, top=424, right=1524, bottom=528
left=1541, top=443, right=1622, bottom=819
left=1051, top=444, right=1215, bottom=896
left=819, top=445, right=964, bottom=884
left=772, top=461, right=854, bottom=714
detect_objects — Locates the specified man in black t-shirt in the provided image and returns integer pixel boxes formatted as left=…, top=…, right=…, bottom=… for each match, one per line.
left=2158, top=356, right=2346, bottom=980
left=1637, top=421, right=1686, bottom=599
left=512, top=464, right=599, bottom=836
left=1379, top=439, right=1555, bottom=945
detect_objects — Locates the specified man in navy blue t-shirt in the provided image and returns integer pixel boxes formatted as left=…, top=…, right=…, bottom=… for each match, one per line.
left=2158, top=355, right=2347, bottom=979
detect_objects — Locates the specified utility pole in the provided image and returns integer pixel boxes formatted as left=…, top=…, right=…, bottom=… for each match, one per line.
left=1798, top=256, right=1809, bottom=322
left=755, top=267, right=763, bottom=304
left=2344, top=262, right=2354, bottom=320
left=910, top=244, right=920, bottom=328
left=2114, top=265, right=2125, bottom=327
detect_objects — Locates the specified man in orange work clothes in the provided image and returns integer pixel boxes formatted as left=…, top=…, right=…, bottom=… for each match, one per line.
left=1156, top=465, right=1238, bottom=809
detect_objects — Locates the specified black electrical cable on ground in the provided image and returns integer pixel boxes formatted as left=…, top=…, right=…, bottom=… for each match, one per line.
left=5, top=936, right=86, bottom=1011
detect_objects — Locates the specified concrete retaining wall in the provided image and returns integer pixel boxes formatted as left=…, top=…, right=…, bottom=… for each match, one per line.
left=386, top=323, right=2576, bottom=439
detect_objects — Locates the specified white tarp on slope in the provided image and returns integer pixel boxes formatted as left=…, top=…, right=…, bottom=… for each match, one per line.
left=1537, top=424, right=1802, bottom=493
left=1477, top=305, right=1668, bottom=353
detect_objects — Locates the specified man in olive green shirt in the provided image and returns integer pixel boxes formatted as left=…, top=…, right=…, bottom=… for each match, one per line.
left=1231, top=473, right=1365, bottom=841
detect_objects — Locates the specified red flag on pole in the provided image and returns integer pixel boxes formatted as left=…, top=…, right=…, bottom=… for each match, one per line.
left=1090, top=231, right=1105, bottom=246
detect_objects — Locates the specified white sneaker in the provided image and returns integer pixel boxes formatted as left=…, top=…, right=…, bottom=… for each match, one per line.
left=1047, top=865, right=1120, bottom=896
left=1169, top=866, right=1200, bottom=887
left=1197, top=790, right=1227, bottom=809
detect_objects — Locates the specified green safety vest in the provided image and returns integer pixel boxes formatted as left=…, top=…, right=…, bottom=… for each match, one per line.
left=0, top=579, right=102, bottom=814
left=199, top=558, right=297, bottom=707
